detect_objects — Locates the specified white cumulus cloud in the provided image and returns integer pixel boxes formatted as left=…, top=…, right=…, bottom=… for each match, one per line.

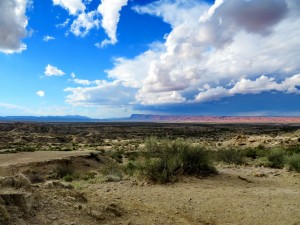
left=44, top=64, right=65, bottom=76
left=36, top=91, right=45, bottom=97
left=193, top=74, right=300, bottom=103
left=52, top=0, right=85, bottom=15
left=73, top=78, right=92, bottom=86
left=136, top=91, right=186, bottom=105
left=52, top=0, right=128, bottom=46
left=70, top=11, right=100, bottom=37
left=65, top=80, right=134, bottom=106
left=64, top=0, right=300, bottom=109
left=0, top=0, right=29, bottom=54
left=103, top=0, right=299, bottom=105
left=97, top=0, right=128, bottom=47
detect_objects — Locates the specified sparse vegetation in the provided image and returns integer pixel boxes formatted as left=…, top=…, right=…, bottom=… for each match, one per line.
left=124, top=138, right=216, bottom=183
left=26, top=172, right=45, bottom=183
left=52, top=164, right=75, bottom=180
left=82, top=171, right=97, bottom=181
left=101, top=161, right=124, bottom=180
left=267, top=148, right=285, bottom=169
left=63, top=174, right=74, bottom=182
left=286, top=145, right=300, bottom=154
left=14, top=146, right=37, bottom=153
left=285, top=154, right=300, bottom=172
left=1, top=123, right=300, bottom=225
left=216, top=148, right=245, bottom=165
left=244, top=147, right=267, bottom=159
left=253, top=157, right=271, bottom=167
left=107, top=149, right=124, bottom=163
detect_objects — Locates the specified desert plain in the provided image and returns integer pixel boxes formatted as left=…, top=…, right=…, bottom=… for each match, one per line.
left=0, top=122, right=299, bottom=225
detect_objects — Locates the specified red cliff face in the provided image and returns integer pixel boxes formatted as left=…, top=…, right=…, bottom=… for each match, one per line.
left=129, top=114, right=300, bottom=123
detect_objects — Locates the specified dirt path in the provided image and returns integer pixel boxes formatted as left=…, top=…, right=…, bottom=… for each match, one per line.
left=83, top=166, right=300, bottom=225
left=0, top=151, right=95, bottom=167
left=1, top=152, right=299, bottom=225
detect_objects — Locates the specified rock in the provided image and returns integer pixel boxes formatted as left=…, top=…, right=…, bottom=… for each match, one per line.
left=0, top=177, right=14, bottom=189
left=105, top=203, right=122, bottom=217
left=14, top=174, right=32, bottom=189
left=0, top=204, right=10, bottom=223
left=88, top=210, right=106, bottom=220
left=253, top=172, right=267, bottom=178
left=44, top=181, right=74, bottom=189
left=66, top=196, right=76, bottom=202
left=0, top=192, right=34, bottom=213
left=130, top=180, right=138, bottom=186
left=74, top=204, right=82, bottom=210
left=104, top=175, right=122, bottom=182
left=0, top=174, right=31, bottom=189
left=15, top=218, right=28, bottom=225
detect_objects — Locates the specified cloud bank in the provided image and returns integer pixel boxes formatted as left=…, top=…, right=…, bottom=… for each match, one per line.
left=64, top=0, right=300, bottom=110
left=0, top=0, right=29, bottom=54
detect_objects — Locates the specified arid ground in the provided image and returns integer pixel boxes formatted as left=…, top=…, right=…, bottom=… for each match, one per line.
left=0, top=122, right=300, bottom=225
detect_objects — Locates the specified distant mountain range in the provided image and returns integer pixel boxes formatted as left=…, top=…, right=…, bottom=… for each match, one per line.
left=0, top=115, right=94, bottom=122
left=1, top=114, right=300, bottom=123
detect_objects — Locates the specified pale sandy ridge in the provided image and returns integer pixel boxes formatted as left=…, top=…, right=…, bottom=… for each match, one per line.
left=0, top=151, right=95, bottom=167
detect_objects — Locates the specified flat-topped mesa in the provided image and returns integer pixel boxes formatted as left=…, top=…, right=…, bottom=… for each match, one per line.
left=128, top=114, right=300, bottom=123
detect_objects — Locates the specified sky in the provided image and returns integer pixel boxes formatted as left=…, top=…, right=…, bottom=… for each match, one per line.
left=0, top=0, right=300, bottom=118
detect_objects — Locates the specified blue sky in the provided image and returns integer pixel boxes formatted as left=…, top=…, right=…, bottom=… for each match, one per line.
left=0, top=0, right=300, bottom=118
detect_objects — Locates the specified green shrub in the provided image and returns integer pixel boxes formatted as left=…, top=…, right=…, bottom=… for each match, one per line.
left=179, top=145, right=217, bottom=175
left=141, top=158, right=175, bottom=183
left=88, top=152, right=101, bottom=162
left=216, top=148, right=245, bottom=165
left=15, top=146, right=36, bottom=152
left=82, top=172, right=97, bottom=181
left=128, top=138, right=216, bottom=183
left=63, top=174, right=74, bottom=182
left=101, top=162, right=124, bottom=179
left=253, top=157, right=271, bottom=167
left=267, top=148, right=285, bottom=169
left=124, top=161, right=139, bottom=176
left=107, top=150, right=124, bottom=163
left=52, top=165, right=74, bottom=179
left=285, top=154, right=300, bottom=172
left=286, top=145, right=300, bottom=154
left=124, top=151, right=140, bottom=161
left=244, top=147, right=267, bottom=159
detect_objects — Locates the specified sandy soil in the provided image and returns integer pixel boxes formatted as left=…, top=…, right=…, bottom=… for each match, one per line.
left=1, top=122, right=300, bottom=225
left=0, top=151, right=95, bottom=167
left=80, top=166, right=300, bottom=225
left=0, top=152, right=299, bottom=225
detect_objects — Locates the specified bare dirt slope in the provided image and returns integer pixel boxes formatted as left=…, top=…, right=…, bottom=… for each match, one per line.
left=5, top=164, right=299, bottom=225
left=80, top=166, right=300, bottom=225
left=0, top=151, right=95, bottom=167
